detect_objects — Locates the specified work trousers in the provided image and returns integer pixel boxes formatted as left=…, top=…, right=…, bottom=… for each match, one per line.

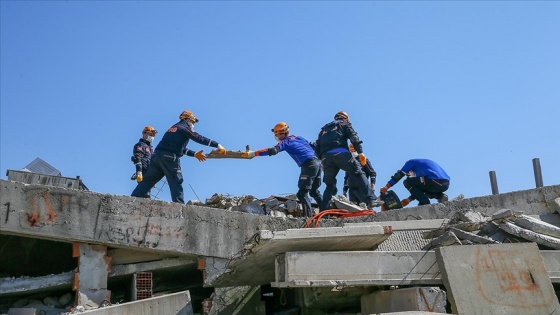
left=320, top=151, right=375, bottom=210
left=132, top=151, right=185, bottom=203
left=403, top=177, right=449, bottom=205
left=296, top=158, right=323, bottom=217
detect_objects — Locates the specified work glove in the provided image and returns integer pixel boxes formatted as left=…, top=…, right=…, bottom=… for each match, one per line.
left=358, top=153, right=367, bottom=166
left=135, top=171, right=143, bottom=183
left=217, top=144, right=226, bottom=155
left=401, top=198, right=411, bottom=207
left=380, top=184, right=391, bottom=195
left=241, top=150, right=256, bottom=158
left=195, top=150, right=206, bottom=162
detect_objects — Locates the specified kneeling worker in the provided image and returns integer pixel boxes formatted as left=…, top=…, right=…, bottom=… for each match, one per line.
left=380, top=158, right=450, bottom=207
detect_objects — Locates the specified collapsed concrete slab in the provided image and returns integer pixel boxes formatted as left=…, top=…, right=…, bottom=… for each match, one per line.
left=272, top=250, right=560, bottom=288
left=436, top=243, right=560, bottom=315
left=204, top=225, right=391, bottom=287
left=0, top=180, right=306, bottom=260
left=76, top=290, right=193, bottom=314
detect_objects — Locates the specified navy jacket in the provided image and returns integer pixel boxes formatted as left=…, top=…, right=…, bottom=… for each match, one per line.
left=315, top=119, right=364, bottom=157
left=155, top=120, right=219, bottom=156
left=131, top=138, right=153, bottom=172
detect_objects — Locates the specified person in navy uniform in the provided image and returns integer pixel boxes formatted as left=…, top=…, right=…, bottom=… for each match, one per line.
left=130, top=126, right=158, bottom=197
left=343, top=143, right=377, bottom=205
left=380, top=158, right=450, bottom=207
left=314, top=111, right=379, bottom=211
left=131, top=110, right=226, bottom=203
left=244, top=122, right=322, bottom=217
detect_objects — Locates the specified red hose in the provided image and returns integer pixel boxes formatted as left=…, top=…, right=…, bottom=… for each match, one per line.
left=303, top=209, right=376, bottom=228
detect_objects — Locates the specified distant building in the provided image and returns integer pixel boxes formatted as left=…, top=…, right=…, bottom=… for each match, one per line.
left=6, top=157, right=89, bottom=190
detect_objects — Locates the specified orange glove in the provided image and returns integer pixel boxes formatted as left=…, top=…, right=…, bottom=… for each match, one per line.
left=195, top=150, right=206, bottom=162
left=358, top=153, right=367, bottom=166
left=380, top=184, right=390, bottom=195
left=217, top=144, right=226, bottom=155
left=401, top=198, right=411, bottom=207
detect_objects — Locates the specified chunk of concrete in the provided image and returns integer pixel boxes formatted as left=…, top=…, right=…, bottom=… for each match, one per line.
left=75, top=290, right=193, bottom=314
left=499, top=221, right=560, bottom=249
left=360, top=287, right=446, bottom=314
left=509, top=215, right=560, bottom=238
left=436, top=243, right=560, bottom=315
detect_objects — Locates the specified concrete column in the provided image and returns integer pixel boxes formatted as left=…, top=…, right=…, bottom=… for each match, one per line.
left=72, top=243, right=112, bottom=309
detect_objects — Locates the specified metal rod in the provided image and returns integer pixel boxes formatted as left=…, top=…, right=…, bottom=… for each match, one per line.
left=533, top=158, right=544, bottom=188
left=489, top=171, right=499, bottom=195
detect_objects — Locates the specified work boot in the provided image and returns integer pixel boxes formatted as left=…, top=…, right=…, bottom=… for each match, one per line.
left=437, top=193, right=448, bottom=203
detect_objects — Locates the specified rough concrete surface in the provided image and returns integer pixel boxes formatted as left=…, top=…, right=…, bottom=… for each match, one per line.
left=205, top=225, right=391, bottom=287
left=361, top=287, right=446, bottom=314
left=436, top=243, right=560, bottom=315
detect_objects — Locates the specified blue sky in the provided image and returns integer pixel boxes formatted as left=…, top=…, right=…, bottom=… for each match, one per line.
left=1, top=1, right=559, bottom=205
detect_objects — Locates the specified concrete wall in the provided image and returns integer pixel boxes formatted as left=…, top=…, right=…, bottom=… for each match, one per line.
left=0, top=180, right=305, bottom=259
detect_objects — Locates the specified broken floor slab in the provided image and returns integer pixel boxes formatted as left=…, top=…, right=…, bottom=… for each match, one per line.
left=76, top=290, right=193, bottom=315
left=204, top=225, right=391, bottom=287
left=436, top=243, right=560, bottom=315
left=272, top=250, right=560, bottom=288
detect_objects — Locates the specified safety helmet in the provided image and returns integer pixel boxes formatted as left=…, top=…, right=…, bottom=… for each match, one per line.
left=348, top=143, right=355, bottom=152
left=142, top=126, right=158, bottom=136
left=334, top=111, right=350, bottom=122
left=271, top=122, right=289, bottom=136
left=179, top=110, right=199, bottom=123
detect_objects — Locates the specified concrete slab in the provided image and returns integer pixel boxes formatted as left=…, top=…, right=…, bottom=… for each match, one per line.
left=345, top=219, right=446, bottom=231
left=436, top=243, right=560, bottom=315
left=361, top=287, right=446, bottom=314
left=77, top=290, right=193, bottom=315
left=0, top=257, right=196, bottom=296
left=272, top=250, right=560, bottom=288
left=0, top=180, right=308, bottom=260
left=204, top=225, right=391, bottom=287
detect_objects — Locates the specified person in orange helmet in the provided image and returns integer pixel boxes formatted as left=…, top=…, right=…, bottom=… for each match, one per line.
left=130, top=126, right=158, bottom=197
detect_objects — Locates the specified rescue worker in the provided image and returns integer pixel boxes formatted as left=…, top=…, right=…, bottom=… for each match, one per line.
left=243, top=122, right=322, bottom=217
left=343, top=143, right=377, bottom=205
left=380, top=158, right=450, bottom=207
left=315, top=111, right=379, bottom=211
left=131, top=110, right=226, bottom=203
left=130, top=126, right=157, bottom=197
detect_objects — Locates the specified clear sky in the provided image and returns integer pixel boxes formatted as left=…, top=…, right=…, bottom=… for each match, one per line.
left=1, top=1, right=559, bottom=206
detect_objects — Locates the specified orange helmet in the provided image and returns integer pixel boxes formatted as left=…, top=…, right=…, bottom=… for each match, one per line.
left=334, top=111, right=350, bottom=122
left=348, top=143, right=356, bottom=152
left=179, top=110, right=199, bottom=123
left=271, top=122, right=289, bottom=136
left=142, top=126, right=157, bottom=136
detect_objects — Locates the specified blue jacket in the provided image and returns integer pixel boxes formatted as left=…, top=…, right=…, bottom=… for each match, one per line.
left=155, top=120, right=219, bottom=156
left=256, top=135, right=317, bottom=167
left=389, top=159, right=450, bottom=186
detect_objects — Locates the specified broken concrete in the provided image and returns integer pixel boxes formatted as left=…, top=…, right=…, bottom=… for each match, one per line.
left=272, top=250, right=560, bottom=288
left=76, top=290, right=193, bottom=314
left=360, top=287, right=447, bottom=314
left=204, top=225, right=391, bottom=287
left=436, top=243, right=560, bottom=315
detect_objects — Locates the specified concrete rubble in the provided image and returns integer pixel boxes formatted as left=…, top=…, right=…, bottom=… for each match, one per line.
left=1, top=176, right=560, bottom=314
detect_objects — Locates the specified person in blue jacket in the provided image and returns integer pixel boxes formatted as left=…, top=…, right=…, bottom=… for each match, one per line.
left=130, top=126, right=158, bottom=197
left=131, top=110, right=226, bottom=203
left=380, top=158, right=450, bottom=207
left=244, top=122, right=322, bottom=217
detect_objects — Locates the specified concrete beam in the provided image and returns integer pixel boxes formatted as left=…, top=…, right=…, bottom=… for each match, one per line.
left=0, top=180, right=308, bottom=259
left=272, top=250, right=560, bottom=288
left=0, top=257, right=196, bottom=296
left=77, top=290, right=193, bottom=315
left=436, top=243, right=560, bottom=315
left=204, top=225, right=391, bottom=287
left=356, top=185, right=560, bottom=223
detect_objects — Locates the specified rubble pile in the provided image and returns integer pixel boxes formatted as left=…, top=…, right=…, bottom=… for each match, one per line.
left=187, top=193, right=308, bottom=217
left=423, top=208, right=560, bottom=250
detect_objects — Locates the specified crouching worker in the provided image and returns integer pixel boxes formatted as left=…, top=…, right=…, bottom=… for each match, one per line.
left=380, top=158, right=450, bottom=207
left=243, top=122, right=322, bottom=217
